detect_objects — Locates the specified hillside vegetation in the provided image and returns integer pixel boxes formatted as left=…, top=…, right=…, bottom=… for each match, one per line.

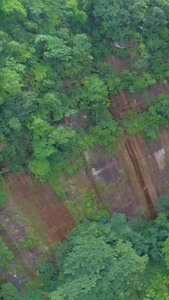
left=2, top=0, right=169, bottom=299
left=1, top=0, right=169, bottom=180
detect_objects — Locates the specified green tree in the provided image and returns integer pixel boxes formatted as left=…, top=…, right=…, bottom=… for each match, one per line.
left=80, top=74, right=109, bottom=124
left=0, top=283, right=21, bottom=300
left=0, top=0, right=26, bottom=15
left=0, top=283, right=48, bottom=300
left=50, top=220, right=148, bottom=300
left=145, top=272, right=169, bottom=300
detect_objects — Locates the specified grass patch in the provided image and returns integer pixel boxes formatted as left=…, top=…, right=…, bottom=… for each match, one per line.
left=65, top=190, right=108, bottom=224
left=18, top=232, right=40, bottom=250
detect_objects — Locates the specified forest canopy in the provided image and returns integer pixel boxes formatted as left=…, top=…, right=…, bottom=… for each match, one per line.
left=1, top=0, right=169, bottom=180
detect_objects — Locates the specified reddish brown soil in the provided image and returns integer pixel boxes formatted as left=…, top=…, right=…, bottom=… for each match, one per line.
left=60, top=78, right=75, bottom=93
left=5, top=174, right=74, bottom=243
left=107, top=55, right=130, bottom=73
left=39, top=204, right=74, bottom=242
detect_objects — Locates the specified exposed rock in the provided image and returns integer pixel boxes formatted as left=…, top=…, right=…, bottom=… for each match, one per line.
left=154, top=148, right=166, bottom=169
left=115, top=41, right=138, bottom=49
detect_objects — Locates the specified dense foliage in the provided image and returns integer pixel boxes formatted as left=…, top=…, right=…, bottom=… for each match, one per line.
left=1, top=0, right=169, bottom=181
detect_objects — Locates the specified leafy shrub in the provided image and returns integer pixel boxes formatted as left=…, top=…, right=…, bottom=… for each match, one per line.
left=19, top=232, right=39, bottom=250
left=0, top=237, right=14, bottom=268
left=94, top=209, right=109, bottom=221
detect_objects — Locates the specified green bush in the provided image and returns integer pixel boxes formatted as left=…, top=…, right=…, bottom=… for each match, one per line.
left=18, top=232, right=39, bottom=250
left=0, top=237, right=14, bottom=268
left=0, top=188, right=7, bottom=206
